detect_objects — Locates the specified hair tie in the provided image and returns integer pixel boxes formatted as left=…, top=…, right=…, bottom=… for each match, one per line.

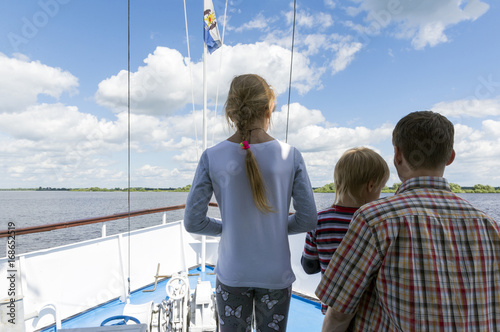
left=240, top=141, right=250, bottom=150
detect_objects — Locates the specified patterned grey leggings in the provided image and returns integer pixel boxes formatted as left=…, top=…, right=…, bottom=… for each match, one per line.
left=215, top=279, right=292, bottom=332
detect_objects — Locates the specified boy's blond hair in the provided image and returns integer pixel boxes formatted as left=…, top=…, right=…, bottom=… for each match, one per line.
left=334, top=147, right=389, bottom=206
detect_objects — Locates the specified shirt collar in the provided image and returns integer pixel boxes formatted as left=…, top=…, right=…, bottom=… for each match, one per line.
left=395, top=176, right=451, bottom=195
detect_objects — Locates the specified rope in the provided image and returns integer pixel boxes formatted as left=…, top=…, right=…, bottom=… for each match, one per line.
left=183, top=0, right=199, bottom=159
left=285, top=0, right=297, bottom=143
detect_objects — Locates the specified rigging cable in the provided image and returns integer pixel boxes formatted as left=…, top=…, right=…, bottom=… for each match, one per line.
left=285, top=0, right=297, bottom=143
left=183, top=0, right=200, bottom=160
left=127, top=0, right=131, bottom=298
left=210, top=0, right=229, bottom=147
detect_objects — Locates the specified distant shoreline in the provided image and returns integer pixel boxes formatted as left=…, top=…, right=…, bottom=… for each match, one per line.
left=0, top=186, right=191, bottom=192
left=313, top=182, right=500, bottom=194
left=1, top=183, right=499, bottom=193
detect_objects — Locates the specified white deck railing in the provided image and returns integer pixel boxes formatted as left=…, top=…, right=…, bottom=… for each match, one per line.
left=0, top=211, right=319, bottom=332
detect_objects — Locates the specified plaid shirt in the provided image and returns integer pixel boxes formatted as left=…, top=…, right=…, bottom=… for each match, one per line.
left=316, top=176, right=500, bottom=331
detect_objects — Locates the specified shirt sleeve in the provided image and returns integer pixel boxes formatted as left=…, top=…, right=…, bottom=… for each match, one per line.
left=303, top=230, right=318, bottom=260
left=315, top=211, right=382, bottom=313
left=183, top=151, right=222, bottom=236
left=287, top=148, right=317, bottom=234
left=302, top=229, right=321, bottom=274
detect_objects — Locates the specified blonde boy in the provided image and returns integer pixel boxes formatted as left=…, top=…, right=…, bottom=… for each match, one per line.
left=301, top=147, right=389, bottom=313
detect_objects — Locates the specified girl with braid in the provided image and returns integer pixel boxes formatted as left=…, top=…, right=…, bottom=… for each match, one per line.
left=184, top=74, right=317, bottom=332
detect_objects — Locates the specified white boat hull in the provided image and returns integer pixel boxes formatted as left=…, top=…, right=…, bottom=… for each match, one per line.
left=0, top=219, right=320, bottom=331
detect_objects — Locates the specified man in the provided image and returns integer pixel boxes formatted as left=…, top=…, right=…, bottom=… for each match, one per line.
left=316, top=111, right=500, bottom=331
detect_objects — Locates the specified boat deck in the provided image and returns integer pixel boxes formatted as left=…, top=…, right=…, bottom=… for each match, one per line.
left=41, top=266, right=323, bottom=332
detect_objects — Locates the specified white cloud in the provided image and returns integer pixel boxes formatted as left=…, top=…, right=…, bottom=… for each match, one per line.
left=344, top=0, right=490, bottom=49
left=285, top=9, right=333, bottom=30
left=136, top=164, right=182, bottom=180
left=266, top=102, right=500, bottom=187
left=267, top=103, right=395, bottom=185
left=432, top=98, right=500, bottom=118
left=324, top=0, right=336, bottom=10
left=271, top=103, right=325, bottom=138
left=300, top=33, right=363, bottom=74
left=329, top=39, right=363, bottom=74
left=288, top=122, right=393, bottom=158
left=449, top=120, right=500, bottom=185
left=0, top=103, right=113, bottom=143
left=226, top=9, right=361, bottom=78
left=411, top=21, right=447, bottom=49
left=0, top=98, right=396, bottom=188
left=482, top=119, right=500, bottom=136
left=2, top=97, right=500, bottom=188
left=2, top=47, right=500, bottom=189
left=232, top=12, right=272, bottom=32
left=0, top=53, right=78, bottom=113
left=95, top=43, right=324, bottom=115
left=1, top=2, right=498, bottom=191
left=95, top=47, right=192, bottom=115
left=302, top=34, right=328, bottom=56
left=0, top=103, right=128, bottom=186
left=0, top=102, right=196, bottom=186
left=0, top=95, right=237, bottom=187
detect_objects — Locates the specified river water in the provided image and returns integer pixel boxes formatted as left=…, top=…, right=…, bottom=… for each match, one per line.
left=1, top=191, right=499, bottom=255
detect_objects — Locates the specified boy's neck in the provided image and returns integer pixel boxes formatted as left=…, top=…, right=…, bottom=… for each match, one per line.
left=334, top=196, right=362, bottom=209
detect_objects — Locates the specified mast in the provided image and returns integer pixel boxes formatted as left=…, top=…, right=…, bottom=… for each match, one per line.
left=203, top=44, right=208, bottom=152
left=201, top=40, right=207, bottom=270
left=201, top=2, right=209, bottom=274
left=200, top=0, right=222, bottom=273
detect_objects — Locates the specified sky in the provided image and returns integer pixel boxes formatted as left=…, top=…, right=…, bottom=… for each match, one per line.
left=0, top=0, right=499, bottom=189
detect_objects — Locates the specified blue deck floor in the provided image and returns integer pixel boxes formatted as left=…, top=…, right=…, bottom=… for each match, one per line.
left=42, top=266, right=323, bottom=331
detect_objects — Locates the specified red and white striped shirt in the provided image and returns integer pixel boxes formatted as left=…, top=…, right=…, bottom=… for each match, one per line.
left=303, top=205, right=358, bottom=273
left=303, top=205, right=358, bottom=313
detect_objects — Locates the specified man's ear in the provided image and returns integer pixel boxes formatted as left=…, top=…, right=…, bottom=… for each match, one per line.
left=393, top=146, right=403, bottom=166
left=446, top=149, right=455, bottom=166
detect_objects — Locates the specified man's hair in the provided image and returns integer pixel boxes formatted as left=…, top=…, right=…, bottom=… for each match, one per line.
left=392, top=110, right=454, bottom=170
left=334, top=147, right=389, bottom=206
